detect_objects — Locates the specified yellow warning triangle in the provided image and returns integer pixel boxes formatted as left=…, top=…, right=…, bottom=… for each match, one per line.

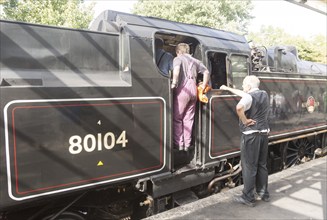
left=97, top=161, right=104, bottom=166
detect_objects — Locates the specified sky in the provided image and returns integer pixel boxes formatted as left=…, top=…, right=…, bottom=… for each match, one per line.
left=85, top=0, right=326, bottom=39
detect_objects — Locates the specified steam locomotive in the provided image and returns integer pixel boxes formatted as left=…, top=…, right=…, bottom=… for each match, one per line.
left=0, top=10, right=326, bottom=220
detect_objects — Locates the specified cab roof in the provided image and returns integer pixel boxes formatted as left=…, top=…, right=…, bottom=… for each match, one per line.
left=90, top=10, right=247, bottom=44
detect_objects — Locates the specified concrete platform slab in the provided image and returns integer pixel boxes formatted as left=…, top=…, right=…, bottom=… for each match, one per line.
left=145, top=156, right=326, bottom=220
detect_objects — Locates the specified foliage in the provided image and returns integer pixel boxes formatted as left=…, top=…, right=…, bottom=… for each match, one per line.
left=132, top=0, right=253, bottom=34
left=0, top=0, right=94, bottom=29
left=248, top=26, right=327, bottom=64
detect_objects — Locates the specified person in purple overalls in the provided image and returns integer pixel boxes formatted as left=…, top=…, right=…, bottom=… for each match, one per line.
left=171, top=43, right=210, bottom=151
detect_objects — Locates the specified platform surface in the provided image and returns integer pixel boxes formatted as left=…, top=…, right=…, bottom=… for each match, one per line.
left=145, top=156, right=327, bottom=220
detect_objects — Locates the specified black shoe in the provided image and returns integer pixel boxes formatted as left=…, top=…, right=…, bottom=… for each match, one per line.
left=233, top=196, right=255, bottom=207
left=184, top=145, right=194, bottom=152
left=256, top=193, right=270, bottom=202
left=174, top=145, right=184, bottom=151
left=260, top=196, right=270, bottom=202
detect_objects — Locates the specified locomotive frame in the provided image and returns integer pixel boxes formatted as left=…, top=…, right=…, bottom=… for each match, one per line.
left=0, top=10, right=326, bottom=220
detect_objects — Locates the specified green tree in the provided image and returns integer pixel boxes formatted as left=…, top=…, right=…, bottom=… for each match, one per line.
left=132, top=0, right=253, bottom=34
left=248, top=26, right=327, bottom=64
left=0, top=0, right=94, bottom=29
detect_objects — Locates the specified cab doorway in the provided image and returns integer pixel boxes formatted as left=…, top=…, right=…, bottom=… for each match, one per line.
left=207, top=52, right=227, bottom=89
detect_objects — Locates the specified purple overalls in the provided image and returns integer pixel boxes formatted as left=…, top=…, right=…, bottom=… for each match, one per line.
left=173, top=55, right=199, bottom=150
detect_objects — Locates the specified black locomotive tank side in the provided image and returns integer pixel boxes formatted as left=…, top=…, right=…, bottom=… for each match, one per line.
left=0, top=10, right=326, bottom=220
left=0, top=17, right=168, bottom=217
left=251, top=45, right=327, bottom=140
left=251, top=45, right=327, bottom=170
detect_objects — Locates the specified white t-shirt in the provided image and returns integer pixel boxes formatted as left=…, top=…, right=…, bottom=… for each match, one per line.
left=238, top=88, right=260, bottom=111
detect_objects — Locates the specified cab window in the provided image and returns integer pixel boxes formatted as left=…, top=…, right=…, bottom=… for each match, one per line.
left=230, top=55, right=249, bottom=89
left=154, top=32, right=201, bottom=77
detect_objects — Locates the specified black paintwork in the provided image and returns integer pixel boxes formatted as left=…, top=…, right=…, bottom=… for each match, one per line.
left=0, top=10, right=326, bottom=215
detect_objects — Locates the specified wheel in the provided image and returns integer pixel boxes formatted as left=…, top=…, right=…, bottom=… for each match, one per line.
left=283, top=138, right=315, bottom=168
left=211, top=181, right=223, bottom=193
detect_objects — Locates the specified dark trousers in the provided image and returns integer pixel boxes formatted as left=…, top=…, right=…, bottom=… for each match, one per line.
left=240, top=133, right=269, bottom=202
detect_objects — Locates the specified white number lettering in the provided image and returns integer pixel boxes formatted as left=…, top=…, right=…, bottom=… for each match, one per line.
left=83, top=134, right=96, bottom=152
left=116, top=130, right=128, bottom=147
left=97, top=133, right=102, bottom=151
left=104, top=132, right=115, bottom=149
left=68, top=135, right=83, bottom=154
left=68, top=131, right=128, bottom=154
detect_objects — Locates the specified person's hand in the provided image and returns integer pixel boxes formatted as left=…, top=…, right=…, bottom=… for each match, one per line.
left=198, top=82, right=211, bottom=93
left=243, top=119, right=256, bottom=126
left=197, top=86, right=208, bottom=103
left=171, top=82, right=177, bottom=89
left=220, top=85, right=228, bottom=90
left=203, top=85, right=211, bottom=94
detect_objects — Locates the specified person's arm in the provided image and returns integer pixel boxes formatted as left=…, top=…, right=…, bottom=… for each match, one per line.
left=201, top=69, right=210, bottom=89
left=236, top=103, right=256, bottom=126
left=220, top=85, right=248, bottom=98
left=221, top=85, right=256, bottom=126
left=171, top=66, right=180, bottom=89
left=171, top=57, right=181, bottom=88
left=198, top=62, right=210, bottom=89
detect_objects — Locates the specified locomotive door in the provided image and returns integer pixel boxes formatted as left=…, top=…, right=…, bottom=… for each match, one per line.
left=201, top=52, right=249, bottom=164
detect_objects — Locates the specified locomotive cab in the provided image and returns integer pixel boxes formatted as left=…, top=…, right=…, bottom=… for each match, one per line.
left=150, top=30, right=251, bottom=172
